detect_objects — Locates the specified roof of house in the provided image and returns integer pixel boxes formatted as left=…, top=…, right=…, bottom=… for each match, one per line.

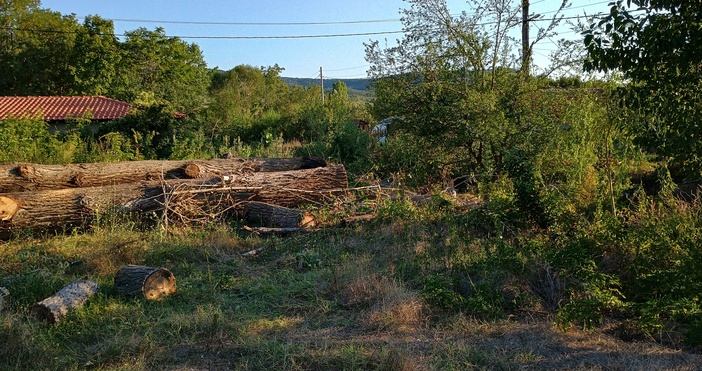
left=0, top=96, right=131, bottom=121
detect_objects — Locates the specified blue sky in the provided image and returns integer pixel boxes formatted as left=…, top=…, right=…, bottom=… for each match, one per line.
left=40, top=0, right=612, bottom=78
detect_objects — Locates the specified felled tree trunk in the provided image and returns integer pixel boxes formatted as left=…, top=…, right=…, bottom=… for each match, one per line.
left=114, top=265, right=176, bottom=301
left=29, top=279, right=99, bottom=324
left=0, top=165, right=347, bottom=233
left=0, top=157, right=327, bottom=193
left=241, top=201, right=317, bottom=228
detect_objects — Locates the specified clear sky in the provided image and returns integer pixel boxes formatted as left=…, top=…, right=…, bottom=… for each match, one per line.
left=40, top=0, right=612, bottom=78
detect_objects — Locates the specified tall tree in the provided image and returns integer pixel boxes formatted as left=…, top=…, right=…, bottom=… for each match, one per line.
left=70, top=15, right=120, bottom=96
left=112, top=27, right=209, bottom=113
left=0, top=1, right=79, bottom=94
left=584, top=0, right=702, bottom=175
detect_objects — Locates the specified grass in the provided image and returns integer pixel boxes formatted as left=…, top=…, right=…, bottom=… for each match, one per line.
left=2, top=201, right=702, bottom=370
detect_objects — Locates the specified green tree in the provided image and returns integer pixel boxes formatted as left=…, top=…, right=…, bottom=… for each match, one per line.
left=0, top=1, right=79, bottom=94
left=70, top=15, right=120, bottom=96
left=584, top=0, right=702, bottom=175
left=206, top=64, right=309, bottom=144
left=112, top=27, right=209, bottom=113
left=365, top=0, right=569, bottom=184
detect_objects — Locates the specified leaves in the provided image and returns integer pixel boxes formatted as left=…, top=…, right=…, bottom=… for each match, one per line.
left=585, top=0, right=702, bottom=175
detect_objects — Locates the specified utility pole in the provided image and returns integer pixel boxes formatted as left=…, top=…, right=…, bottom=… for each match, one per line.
left=320, top=66, right=324, bottom=104
left=521, top=0, right=530, bottom=77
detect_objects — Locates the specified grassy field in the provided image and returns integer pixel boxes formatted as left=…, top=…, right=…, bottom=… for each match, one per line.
left=1, top=196, right=702, bottom=370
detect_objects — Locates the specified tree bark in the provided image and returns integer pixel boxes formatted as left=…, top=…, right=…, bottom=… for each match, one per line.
left=0, top=157, right=327, bottom=193
left=29, top=279, right=99, bottom=324
left=0, top=165, right=347, bottom=233
left=114, top=265, right=176, bottom=301
left=241, top=201, right=317, bottom=228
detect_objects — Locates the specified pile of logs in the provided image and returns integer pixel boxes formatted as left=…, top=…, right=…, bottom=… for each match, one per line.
left=0, top=157, right=348, bottom=236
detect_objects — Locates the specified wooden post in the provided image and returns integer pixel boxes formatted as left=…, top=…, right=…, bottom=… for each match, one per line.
left=30, top=279, right=99, bottom=324
left=114, top=265, right=176, bottom=301
left=521, top=0, right=531, bottom=76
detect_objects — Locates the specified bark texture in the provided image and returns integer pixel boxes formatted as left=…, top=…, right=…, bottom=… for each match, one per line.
left=29, top=279, right=99, bottom=324
left=0, top=157, right=327, bottom=193
left=114, top=265, right=176, bottom=301
left=241, top=201, right=317, bottom=228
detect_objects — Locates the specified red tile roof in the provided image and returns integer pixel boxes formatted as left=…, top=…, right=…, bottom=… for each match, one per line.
left=0, top=96, right=131, bottom=121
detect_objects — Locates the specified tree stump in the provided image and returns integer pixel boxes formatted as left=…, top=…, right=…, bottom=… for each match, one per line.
left=0, top=287, right=8, bottom=311
left=29, top=279, right=99, bottom=324
left=114, top=265, right=176, bottom=301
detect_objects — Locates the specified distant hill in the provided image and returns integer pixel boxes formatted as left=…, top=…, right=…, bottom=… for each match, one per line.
left=282, top=77, right=372, bottom=92
left=283, top=77, right=373, bottom=100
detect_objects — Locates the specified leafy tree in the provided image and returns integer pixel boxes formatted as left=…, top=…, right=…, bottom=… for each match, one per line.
left=584, top=0, right=702, bottom=175
left=366, top=0, right=569, bottom=185
left=70, top=15, right=120, bottom=96
left=0, top=1, right=80, bottom=94
left=205, top=64, right=325, bottom=144
left=112, top=27, right=209, bottom=113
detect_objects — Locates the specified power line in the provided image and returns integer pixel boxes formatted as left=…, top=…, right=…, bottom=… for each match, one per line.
left=86, top=17, right=402, bottom=26
left=1, top=26, right=404, bottom=39
left=2, top=7, right=646, bottom=41
left=325, top=65, right=369, bottom=72
left=538, top=1, right=612, bottom=16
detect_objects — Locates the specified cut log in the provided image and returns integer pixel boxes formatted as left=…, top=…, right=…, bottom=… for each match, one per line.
left=182, top=157, right=326, bottom=179
left=0, top=286, right=8, bottom=311
left=0, top=165, right=348, bottom=233
left=242, top=201, right=317, bottom=228
left=29, top=279, right=99, bottom=324
left=0, top=195, right=22, bottom=221
left=0, top=157, right=327, bottom=193
left=114, top=265, right=175, bottom=301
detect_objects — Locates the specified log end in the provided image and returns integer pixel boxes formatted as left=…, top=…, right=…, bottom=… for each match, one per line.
left=183, top=163, right=202, bottom=179
left=29, top=303, right=57, bottom=324
left=144, top=268, right=176, bottom=301
left=0, top=195, right=23, bottom=222
left=299, top=211, right=317, bottom=229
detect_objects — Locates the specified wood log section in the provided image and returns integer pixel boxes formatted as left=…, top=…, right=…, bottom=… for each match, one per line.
left=0, top=157, right=327, bottom=193
left=114, top=265, right=176, bottom=301
left=29, top=279, right=99, bottom=324
left=242, top=201, right=317, bottom=228
left=0, top=286, right=8, bottom=311
left=0, top=165, right=347, bottom=233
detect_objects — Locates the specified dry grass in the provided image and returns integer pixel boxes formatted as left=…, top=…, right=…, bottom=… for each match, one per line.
left=2, top=218, right=702, bottom=370
left=335, top=264, right=427, bottom=332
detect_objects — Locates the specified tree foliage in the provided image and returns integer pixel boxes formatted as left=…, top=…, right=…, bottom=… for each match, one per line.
left=0, top=2, right=209, bottom=113
left=365, top=0, right=570, bottom=185
left=584, top=0, right=702, bottom=175
left=113, top=27, right=209, bottom=113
